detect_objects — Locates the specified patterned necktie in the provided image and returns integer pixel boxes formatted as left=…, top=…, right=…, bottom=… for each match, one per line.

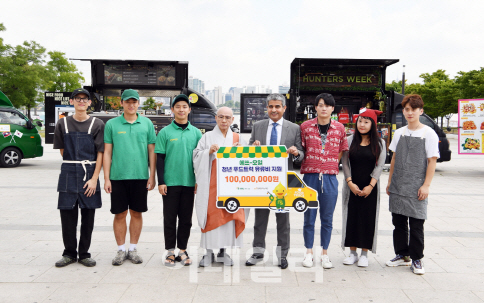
left=270, top=122, right=278, bottom=145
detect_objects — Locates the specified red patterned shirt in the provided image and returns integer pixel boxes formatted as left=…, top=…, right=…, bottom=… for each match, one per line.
left=300, top=118, right=348, bottom=175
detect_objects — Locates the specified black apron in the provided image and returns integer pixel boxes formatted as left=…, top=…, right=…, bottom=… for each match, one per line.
left=57, top=117, right=102, bottom=210
left=388, top=126, right=428, bottom=220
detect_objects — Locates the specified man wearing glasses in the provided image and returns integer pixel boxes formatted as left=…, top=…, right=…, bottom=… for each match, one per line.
left=245, top=93, right=304, bottom=269
left=53, top=88, right=105, bottom=267
left=193, top=107, right=249, bottom=267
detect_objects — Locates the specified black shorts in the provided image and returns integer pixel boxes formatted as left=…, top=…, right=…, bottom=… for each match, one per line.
left=110, top=179, right=148, bottom=214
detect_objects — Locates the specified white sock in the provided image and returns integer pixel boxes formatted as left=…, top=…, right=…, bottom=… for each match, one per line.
left=118, top=244, right=126, bottom=251
left=129, top=243, right=137, bottom=251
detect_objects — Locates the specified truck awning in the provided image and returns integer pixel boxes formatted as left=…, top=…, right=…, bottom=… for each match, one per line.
left=0, top=91, right=14, bottom=107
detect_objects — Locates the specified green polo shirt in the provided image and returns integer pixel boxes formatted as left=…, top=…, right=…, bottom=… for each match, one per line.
left=104, top=114, right=156, bottom=180
left=155, top=121, right=202, bottom=187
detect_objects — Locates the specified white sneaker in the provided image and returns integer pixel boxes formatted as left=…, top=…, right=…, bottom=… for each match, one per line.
left=343, top=253, right=358, bottom=265
left=321, top=254, right=333, bottom=269
left=411, top=259, right=425, bottom=275
left=302, top=253, right=313, bottom=268
left=357, top=255, right=369, bottom=267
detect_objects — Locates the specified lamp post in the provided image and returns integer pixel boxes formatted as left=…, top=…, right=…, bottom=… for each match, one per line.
left=402, top=65, right=406, bottom=95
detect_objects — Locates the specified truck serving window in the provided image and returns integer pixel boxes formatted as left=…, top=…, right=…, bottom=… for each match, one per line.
left=288, top=174, right=304, bottom=188
left=192, top=113, right=216, bottom=125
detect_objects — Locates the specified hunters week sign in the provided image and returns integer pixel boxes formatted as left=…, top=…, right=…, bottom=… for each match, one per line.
left=293, top=66, right=382, bottom=92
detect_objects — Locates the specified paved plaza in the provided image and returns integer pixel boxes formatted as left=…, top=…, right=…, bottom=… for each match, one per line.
left=0, top=134, right=483, bottom=302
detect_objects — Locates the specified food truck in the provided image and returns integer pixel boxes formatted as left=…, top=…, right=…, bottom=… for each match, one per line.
left=44, top=59, right=218, bottom=144
left=216, top=145, right=319, bottom=213
left=0, top=91, right=43, bottom=167
left=240, top=58, right=451, bottom=163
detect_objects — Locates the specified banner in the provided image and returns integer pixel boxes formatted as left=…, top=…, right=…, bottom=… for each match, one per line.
left=216, top=145, right=318, bottom=213
left=458, top=99, right=484, bottom=154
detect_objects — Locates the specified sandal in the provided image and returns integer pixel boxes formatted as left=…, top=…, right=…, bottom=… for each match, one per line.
left=165, top=251, right=176, bottom=267
left=175, top=250, right=192, bottom=266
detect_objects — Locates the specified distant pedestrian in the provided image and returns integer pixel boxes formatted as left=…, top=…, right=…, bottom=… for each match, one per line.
left=53, top=88, right=105, bottom=268
left=341, top=109, right=386, bottom=267
left=386, top=94, right=439, bottom=275
left=103, top=89, right=157, bottom=266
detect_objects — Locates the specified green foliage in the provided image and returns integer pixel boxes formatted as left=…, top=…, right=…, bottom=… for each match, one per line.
left=45, top=51, right=85, bottom=92
left=105, top=96, right=121, bottom=110
left=142, top=97, right=156, bottom=110
left=0, top=24, right=83, bottom=119
left=455, top=68, right=484, bottom=99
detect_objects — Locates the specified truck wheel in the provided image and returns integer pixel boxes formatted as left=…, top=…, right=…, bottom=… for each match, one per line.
left=225, top=198, right=240, bottom=213
left=0, top=147, right=22, bottom=168
left=293, top=198, right=308, bottom=212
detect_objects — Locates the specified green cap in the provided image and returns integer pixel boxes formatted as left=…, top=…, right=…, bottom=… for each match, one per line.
left=172, top=94, right=190, bottom=108
left=121, top=89, right=140, bottom=101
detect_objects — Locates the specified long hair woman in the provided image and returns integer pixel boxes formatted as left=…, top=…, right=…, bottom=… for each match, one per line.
left=341, top=108, right=386, bottom=267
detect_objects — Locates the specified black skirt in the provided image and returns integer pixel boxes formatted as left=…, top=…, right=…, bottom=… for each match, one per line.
left=344, top=145, right=378, bottom=250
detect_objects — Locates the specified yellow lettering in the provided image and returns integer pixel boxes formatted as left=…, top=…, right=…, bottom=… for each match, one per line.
left=309, top=76, right=314, bottom=82
left=117, top=131, right=126, bottom=134
left=338, top=76, right=343, bottom=82
left=321, top=76, right=326, bottom=82
left=327, top=77, right=332, bottom=82
left=170, top=138, right=178, bottom=142
left=347, top=76, right=355, bottom=82
left=356, top=76, right=361, bottom=83
left=367, top=76, right=372, bottom=83
left=303, top=76, right=309, bottom=82
left=315, top=76, right=321, bottom=82
left=333, top=76, right=338, bottom=82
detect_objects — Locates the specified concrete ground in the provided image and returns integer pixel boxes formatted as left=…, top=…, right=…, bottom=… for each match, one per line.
left=0, top=134, right=483, bottom=303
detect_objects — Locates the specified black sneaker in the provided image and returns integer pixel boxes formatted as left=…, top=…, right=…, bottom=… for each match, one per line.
left=55, top=256, right=77, bottom=267
left=245, top=253, right=264, bottom=266
left=78, top=257, right=96, bottom=267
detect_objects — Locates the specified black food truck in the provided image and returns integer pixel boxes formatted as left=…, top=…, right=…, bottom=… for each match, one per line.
left=240, top=58, right=451, bottom=163
left=44, top=59, right=218, bottom=144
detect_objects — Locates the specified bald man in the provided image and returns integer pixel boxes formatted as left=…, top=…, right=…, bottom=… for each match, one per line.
left=193, top=107, right=249, bottom=267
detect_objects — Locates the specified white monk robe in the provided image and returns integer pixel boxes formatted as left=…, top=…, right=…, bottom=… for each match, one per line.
left=193, top=125, right=249, bottom=249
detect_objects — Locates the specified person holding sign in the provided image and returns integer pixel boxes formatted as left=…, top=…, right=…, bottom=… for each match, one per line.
left=193, top=107, right=249, bottom=267
left=156, top=94, right=202, bottom=267
left=386, top=94, right=439, bottom=275
left=300, top=93, right=348, bottom=269
left=53, top=88, right=105, bottom=268
left=245, top=93, right=304, bottom=270
left=341, top=109, right=386, bottom=267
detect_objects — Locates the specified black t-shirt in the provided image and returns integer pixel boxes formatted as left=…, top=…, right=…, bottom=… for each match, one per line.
left=53, top=116, right=105, bottom=152
left=318, top=122, right=330, bottom=147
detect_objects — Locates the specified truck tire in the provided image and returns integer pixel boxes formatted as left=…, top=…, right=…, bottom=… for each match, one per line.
left=0, top=147, right=22, bottom=168
left=225, top=198, right=240, bottom=213
left=293, top=198, right=308, bottom=212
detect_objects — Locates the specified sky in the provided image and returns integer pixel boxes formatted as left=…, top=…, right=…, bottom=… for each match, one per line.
left=1, top=0, right=483, bottom=94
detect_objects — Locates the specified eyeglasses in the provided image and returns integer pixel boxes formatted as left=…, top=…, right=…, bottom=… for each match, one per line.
left=217, top=115, right=233, bottom=120
left=74, top=97, right=89, bottom=103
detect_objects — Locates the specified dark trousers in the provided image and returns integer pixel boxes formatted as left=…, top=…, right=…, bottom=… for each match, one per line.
left=392, top=213, right=425, bottom=260
left=162, top=186, right=195, bottom=250
left=253, top=209, right=290, bottom=259
left=60, top=202, right=96, bottom=259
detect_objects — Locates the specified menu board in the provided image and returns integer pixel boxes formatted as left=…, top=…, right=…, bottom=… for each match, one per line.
left=240, top=94, right=269, bottom=133
left=104, top=64, right=176, bottom=86
left=458, top=99, right=484, bottom=154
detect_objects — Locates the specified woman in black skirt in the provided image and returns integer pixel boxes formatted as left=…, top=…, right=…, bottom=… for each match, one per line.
left=341, top=109, right=386, bottom=267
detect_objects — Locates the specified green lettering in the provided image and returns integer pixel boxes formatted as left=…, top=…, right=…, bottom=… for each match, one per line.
left=333, top=76, right=338, bottom=82
left=315, top=76, right=321, bottom=82
left=327, top=76, right=332, bottom=82
left=361, top=76, right=366, bottom=83
left=339, top=76, right=343, bottom=82
left=303, top=76, right=309, bottom=82
left=321, top=76, right=326, bottom=82
left=347, top=76, right=355, bottom=82
left=367, top=76, right=372, bottom=83
left=309, top=76, right=314, bottom=82
left=356, top=76, right=361, bottom=83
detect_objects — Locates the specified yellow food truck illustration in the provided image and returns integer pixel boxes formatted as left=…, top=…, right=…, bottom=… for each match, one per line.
left=216, top=145, right=318, bottom=213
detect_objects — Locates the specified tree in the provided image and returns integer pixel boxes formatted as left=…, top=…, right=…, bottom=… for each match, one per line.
left=45, top=51, right=85, bottom=92
left=105, top=96, right=121, bottom=110
left=142, top=97, right=156, bottom=110
left=455, top=68, right=484, bottom=99
left=0, top=24, right=49, bottom=119
left=234, top=101, right=240, bottom=108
